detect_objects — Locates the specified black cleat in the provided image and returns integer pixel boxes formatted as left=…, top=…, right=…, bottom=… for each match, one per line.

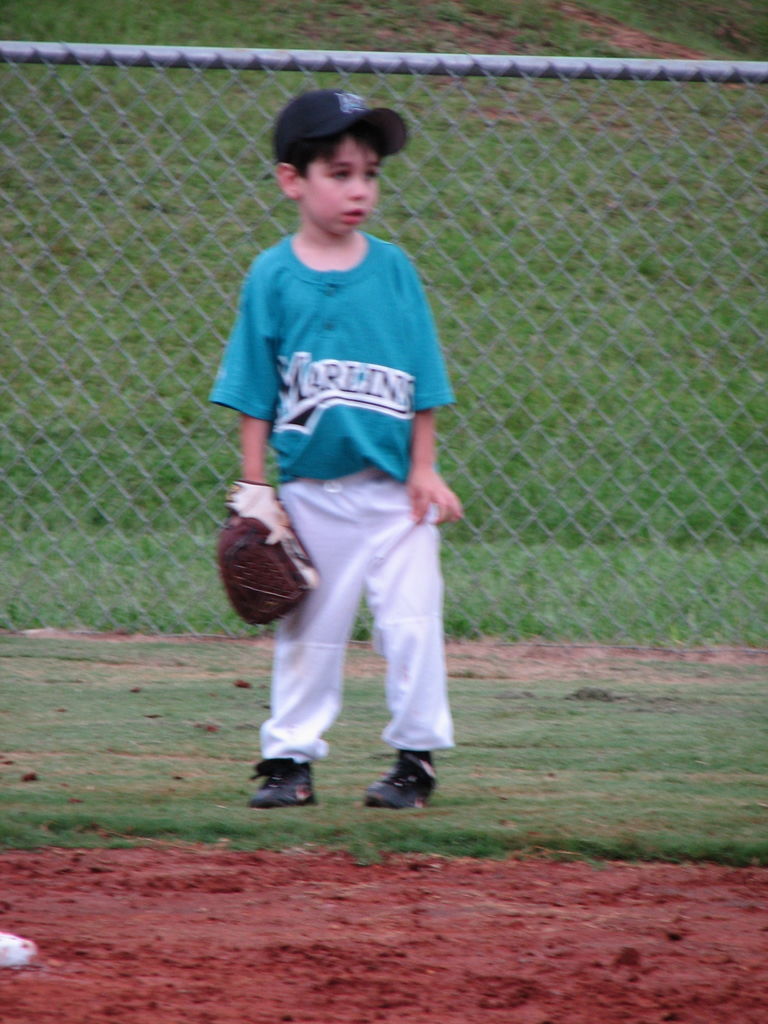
left=248, top=758, right=316, bottom=808
left=364, top=751, right=436, bottom=809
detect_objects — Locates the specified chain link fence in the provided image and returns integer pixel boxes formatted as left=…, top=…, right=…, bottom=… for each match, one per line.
left=2, top=42, right=767, bottom=645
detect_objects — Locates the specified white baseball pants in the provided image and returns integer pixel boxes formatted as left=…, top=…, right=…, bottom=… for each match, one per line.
left=260, top=470, right=454, bottom=763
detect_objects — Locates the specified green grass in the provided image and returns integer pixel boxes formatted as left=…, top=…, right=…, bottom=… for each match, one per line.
left=1, top=634, right=766, bottom=863
left=1, top=1, right=767, bottom=645
left=2, top=0, right=766, bottom=60
left=2, top=529, right=766, bottom=645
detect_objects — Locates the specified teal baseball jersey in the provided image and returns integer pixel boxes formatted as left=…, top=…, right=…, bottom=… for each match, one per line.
left=210, top=234, right=454, bottom=482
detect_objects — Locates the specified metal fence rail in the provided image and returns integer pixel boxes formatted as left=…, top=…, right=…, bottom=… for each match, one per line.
left=2, top=42, right=766, bottom=644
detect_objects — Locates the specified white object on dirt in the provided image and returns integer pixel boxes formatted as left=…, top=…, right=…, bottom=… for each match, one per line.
left=0, top=931, right=38, bottom=967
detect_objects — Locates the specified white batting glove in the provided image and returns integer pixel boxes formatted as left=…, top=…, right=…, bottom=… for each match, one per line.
left=225, top=481, right=290, bottom=545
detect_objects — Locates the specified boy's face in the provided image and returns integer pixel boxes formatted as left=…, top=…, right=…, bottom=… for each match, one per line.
left=279, top=135, right=381, bottom=242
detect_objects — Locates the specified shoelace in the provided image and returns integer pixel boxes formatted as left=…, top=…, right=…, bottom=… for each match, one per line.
left=387, top=763, right=432, bottom=788
left=254, top=761, right=296, bottom=784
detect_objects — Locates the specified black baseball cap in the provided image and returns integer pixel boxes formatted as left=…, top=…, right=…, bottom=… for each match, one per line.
left=273, top=89, right=407, bottom=163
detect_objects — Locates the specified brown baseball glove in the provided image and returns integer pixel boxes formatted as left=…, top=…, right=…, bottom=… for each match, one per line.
left=217, top=482, right=319, bottom=626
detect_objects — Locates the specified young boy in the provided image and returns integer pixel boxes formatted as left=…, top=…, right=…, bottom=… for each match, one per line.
left=210, top=89, right=462, bottom=809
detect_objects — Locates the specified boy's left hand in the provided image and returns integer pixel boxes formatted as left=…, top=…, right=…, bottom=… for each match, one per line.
left=407, top=466, right=463, bottom=524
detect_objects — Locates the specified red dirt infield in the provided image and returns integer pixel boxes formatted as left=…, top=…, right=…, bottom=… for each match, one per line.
left=1, top=845, right=766, bottom=1023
